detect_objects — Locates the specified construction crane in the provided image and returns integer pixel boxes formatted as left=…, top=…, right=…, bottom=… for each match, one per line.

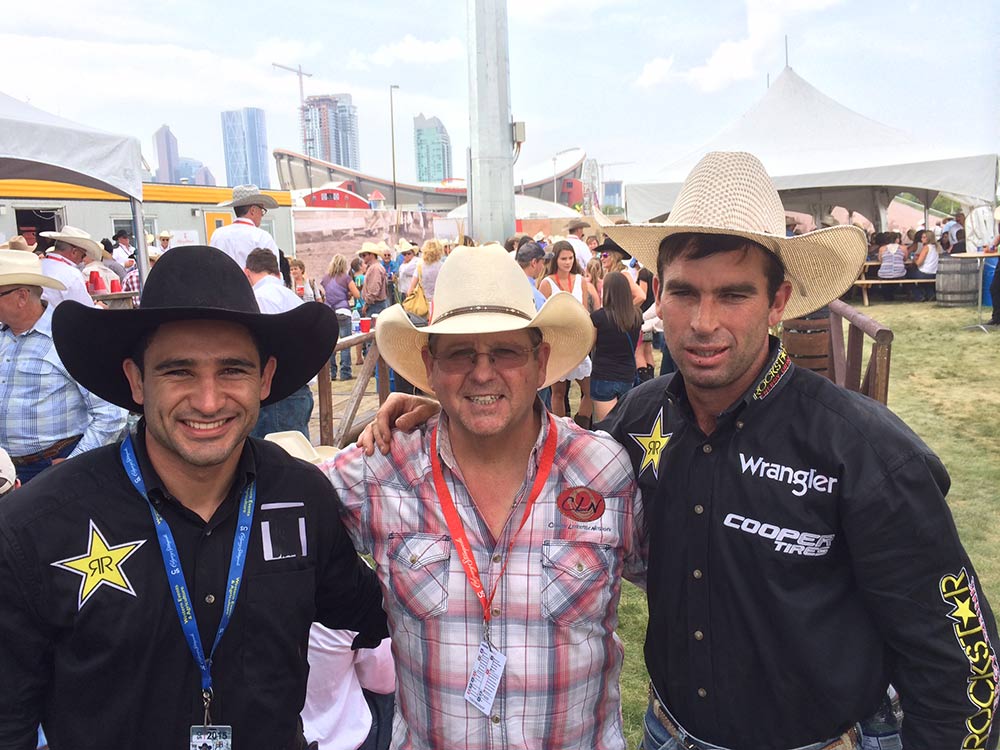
left=272, top=62, right=313, bottom=154
left=597, top=161, right=635, bottom=210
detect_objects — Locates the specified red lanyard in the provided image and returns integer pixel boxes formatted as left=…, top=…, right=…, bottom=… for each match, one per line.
left=430, top=414, right=558, bottom=624
left=234, top=218, right=255, bottom=227
left=46, top=254, right=77, bottom=267
left=555, top=274, right=574, bottom=293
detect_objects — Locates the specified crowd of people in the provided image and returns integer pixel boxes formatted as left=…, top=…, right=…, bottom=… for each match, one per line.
left=0, top=156, right=997, bottom=750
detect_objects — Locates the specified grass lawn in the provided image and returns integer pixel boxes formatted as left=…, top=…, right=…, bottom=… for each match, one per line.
left=613, top=299, right=1000, bottom=746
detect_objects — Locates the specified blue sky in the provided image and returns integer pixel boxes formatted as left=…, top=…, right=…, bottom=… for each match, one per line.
left=4, top=0, right=998, bottom=188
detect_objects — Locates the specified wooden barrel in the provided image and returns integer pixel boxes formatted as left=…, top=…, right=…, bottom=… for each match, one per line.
left=936, top=256, right=978, bottom=307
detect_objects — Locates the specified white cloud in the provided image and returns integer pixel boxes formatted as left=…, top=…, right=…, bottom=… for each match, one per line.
left=632, top=57, right=675, bottom=89
left=632, top=0, right=847, bottom=92
left=508, top=0, right=623, bottom=22
left=346, top=35, right=464, bottom=71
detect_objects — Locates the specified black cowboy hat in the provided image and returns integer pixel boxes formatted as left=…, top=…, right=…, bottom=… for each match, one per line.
left=595, top=236, right=632, bottom=260
left=53, top=245, right=338, bottom=412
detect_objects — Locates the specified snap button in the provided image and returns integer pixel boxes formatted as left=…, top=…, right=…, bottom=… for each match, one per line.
left=702, top=444, right=712, bottom=454
left=694, top=630, right=704, bottom=640
left=697, top=688, right=707, bottom=698
left=693, top=504, right=704, bottom=515
left=693, top=569, right=703, bottom=579
left=204, top=594, right=216, bottom=604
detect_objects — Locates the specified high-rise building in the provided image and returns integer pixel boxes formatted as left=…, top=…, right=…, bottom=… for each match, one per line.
left=413, top=114, right=452, bottom=183
left=175, top=157, right=216, bottom=186
left=303, top=94, right=360, bottom=170
left=153, top=125, right=179, bottom=184
left=221, top=107, right=270, bottom=188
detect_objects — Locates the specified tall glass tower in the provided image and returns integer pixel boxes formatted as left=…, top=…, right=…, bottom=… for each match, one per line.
left=221, top=107, right=270, bottom=188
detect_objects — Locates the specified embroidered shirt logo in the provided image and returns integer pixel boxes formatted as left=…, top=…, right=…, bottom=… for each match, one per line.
left=738, top=453, right=839, bottom=497
left=629, top=409, right=671, bottom=479
left=51, top=520, right=146, bottom=609
left=752, top=347, right=790, bottom=401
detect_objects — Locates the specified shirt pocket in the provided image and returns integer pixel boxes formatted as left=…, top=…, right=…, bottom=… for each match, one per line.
left=387, top=533, right=451, bottom=620
left=540, top=540, right=614, bottom=626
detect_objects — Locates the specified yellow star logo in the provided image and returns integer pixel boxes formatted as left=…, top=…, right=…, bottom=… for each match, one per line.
left=629, top=409, right=672, bottom=479
left=51, top=521, right=146, bottom=610
left=950, top=596, right=979, bottom=628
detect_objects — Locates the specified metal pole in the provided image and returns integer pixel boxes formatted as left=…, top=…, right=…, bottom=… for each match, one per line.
left=390, top=84, right=399, bottom=210
left=130, top=197, right=149, bottom=289
left=552, top=157, right=557, bottom=204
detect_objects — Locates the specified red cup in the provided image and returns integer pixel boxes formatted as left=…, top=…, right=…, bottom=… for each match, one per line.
left=88, top=271, right=101, bottom=291
left=359, top=317, right=372, bottom=333
left=91, top=273, right=107, bottom=293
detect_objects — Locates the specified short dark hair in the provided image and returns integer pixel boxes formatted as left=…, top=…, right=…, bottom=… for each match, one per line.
left=245, top=248, right=280, bottom=275
left=234, top=205, right=252, bottom=218
left=128, top=324, right=269, bottom=377
left=657, top=232, right=786, bottom=303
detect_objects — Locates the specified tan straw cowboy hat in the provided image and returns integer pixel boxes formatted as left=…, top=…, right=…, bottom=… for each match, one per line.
left=0, top=249, right=66, bottom=290
left=375, top=244, right=596, bottom=395
left=264, top=431, right=338, bottom=464
left=219, top=184, right=279, bottom=210
left=39, top=226, right=104, bottom=262
left=598, top=151, right=867, bottom=319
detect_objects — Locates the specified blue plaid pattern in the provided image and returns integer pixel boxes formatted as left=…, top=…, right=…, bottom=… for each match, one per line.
left=0, top=305, right=127, bottom=458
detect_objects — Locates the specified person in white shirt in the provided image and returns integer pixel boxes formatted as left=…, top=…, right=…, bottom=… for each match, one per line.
left=157, top=231, right=172, bottom=253
left=38, top=227, right=101, bottom=309
left=263, top=431, right=396, bottom=750
left=111, top=230, right=136, bottom=269
left=565, top=218, right=593, bottom=270
left=243, top=248, right=314, bottom=438
left=210, top=184, right=281, bottom=268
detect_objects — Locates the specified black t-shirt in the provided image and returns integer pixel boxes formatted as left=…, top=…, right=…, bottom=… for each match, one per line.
left=591, top=308, right=641, bottom=382
left=637, top=267, right=655, bottom=312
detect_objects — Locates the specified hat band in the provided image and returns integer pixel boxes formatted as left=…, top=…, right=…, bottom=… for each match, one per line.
left=433, top=305, right=533, bottom=325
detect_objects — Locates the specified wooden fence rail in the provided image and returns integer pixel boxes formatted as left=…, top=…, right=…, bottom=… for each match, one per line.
left=316, top=331, right=390, bottom=448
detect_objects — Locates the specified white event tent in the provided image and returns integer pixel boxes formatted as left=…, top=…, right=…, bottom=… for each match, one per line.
left=0, top=90, right=151, bottom=276
left=625, top=67, right=999, bottom=228
left=447, top=194, right=581, bottom=221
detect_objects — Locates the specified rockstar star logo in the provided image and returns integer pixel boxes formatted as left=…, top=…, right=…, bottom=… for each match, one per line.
left=950, top=596, right=979, bottom=628
left=629, top=409, right=672, bottom=479
left=51, top=520, right=146, bottom=610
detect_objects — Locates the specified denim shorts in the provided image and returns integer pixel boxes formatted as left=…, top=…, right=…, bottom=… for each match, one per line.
left=590, top=378, right=633, bottom=402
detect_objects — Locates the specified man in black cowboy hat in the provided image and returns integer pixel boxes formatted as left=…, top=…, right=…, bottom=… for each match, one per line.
left=0, top=246, right=387, bottom=750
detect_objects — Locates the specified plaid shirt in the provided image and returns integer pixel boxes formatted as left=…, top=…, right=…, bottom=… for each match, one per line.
left=0, top=304, right=127, bottom=458
left=122, top=268, right=141, bottom=294
left=324, top=413, right=646, bottom=750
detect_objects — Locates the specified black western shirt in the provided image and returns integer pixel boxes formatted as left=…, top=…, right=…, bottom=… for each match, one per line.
left=601, top=338, right=999, bottom=750
left=0, top=428, right=388, bottom=750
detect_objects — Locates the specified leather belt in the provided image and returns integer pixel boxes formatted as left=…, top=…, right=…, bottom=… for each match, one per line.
left=648, top=685, right=861, bottom=750
left=11, top=435, right=83, bottom=466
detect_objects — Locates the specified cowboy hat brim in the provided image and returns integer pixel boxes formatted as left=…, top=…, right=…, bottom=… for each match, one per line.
left=375, top=294, right=596, bottom=396
left=53, top=301, right=338, bottom=412
left=0, top=272, right=66, bottom=290
left=601, top=223, right=867, bottom=319
left=219, top=194, right=280, bottom=210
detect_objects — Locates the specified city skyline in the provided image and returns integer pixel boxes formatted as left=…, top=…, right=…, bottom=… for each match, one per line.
left=153, top=125, right=215, bottom=185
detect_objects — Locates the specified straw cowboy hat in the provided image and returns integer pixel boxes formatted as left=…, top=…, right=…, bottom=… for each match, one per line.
left=158, top=230, right=172, bottom=240
left=0, top=249, right=66, bottom=290
left=264, top=431, right=338, bottom=464
left=375, top=243, right=596, bottom=395
left=0, top=235, right=31, bottom=251
left=52, top=245, right=338, bottom=412
left=359, top=241, right=381, bottom=256
left=39, top=226, right=104, bottom=262
left=395, top=238, right=417, bottom=253
left=219, top=184, right=279, bottom=210
left=598, top=151, right=867, bottom=319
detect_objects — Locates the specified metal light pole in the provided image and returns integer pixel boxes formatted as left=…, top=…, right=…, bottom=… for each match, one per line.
left=389, top=84, right=400, bottom=210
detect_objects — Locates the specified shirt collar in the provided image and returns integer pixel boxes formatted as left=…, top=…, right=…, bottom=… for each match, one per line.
left=1, top=302, right=54, bottom=338
left=234, top=218, right=255, bottom=227
left=130, top=420, right=257, bottom=509
left=665, top=335, right=794, bottom=425
left=252, top=275, right=284, bottom=291
left=433, top=402, right=549, bottom=485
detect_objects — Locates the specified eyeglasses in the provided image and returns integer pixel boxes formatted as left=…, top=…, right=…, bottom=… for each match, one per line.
left=431, top=344, right=540, bottom=374
left=255, top=205, right=268, bottom=216
left=0, top=287, right=25, bottom=299
left=600, top=252, right=610, bottom=258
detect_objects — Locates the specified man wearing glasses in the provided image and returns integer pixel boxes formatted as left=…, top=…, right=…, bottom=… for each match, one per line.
left=0, top=250, right=126, bottom=484
left=209, top=184, right=281, bottom=269
left=321, top=244, right=646, bottom=749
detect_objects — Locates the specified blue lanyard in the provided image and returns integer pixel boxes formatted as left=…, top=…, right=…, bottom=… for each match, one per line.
left=120, top=435, right=255, bottom=705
